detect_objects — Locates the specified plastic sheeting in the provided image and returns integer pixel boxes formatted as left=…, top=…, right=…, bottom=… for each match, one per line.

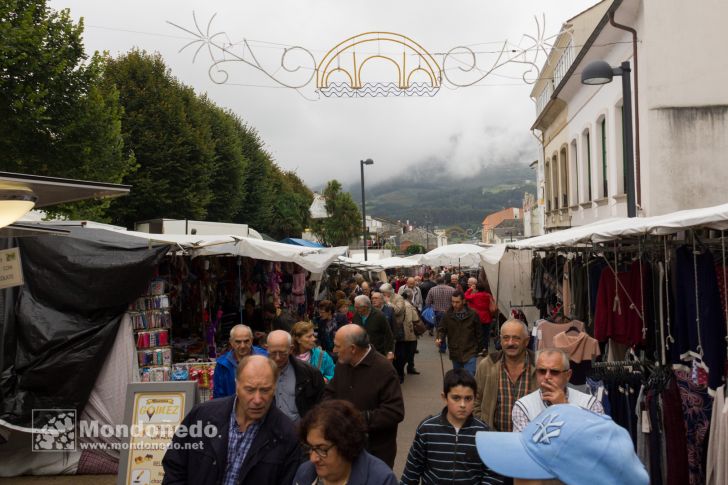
left=0, top=228, right=170, bottom=431
left=279, top=238, right=325, bottom=248
left=482, top=249, right=540, bottom=325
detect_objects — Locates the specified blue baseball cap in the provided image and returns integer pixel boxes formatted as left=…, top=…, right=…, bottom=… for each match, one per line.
left=475, top=404, right=649, bottom=485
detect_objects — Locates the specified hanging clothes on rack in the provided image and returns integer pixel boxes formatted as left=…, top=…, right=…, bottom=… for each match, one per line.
left=594, top=259, right=647, bottom=347
left=553, top=328, right=600, bottom=385
left=570, top=256, right=591, bottom=327
left=660, top=374, right=691, bottom=485
left=531, top=254, right=547, bottom=318
left=675, top=368, right=714, bottom=485
left=588, top=258, right=608, bottom=320
left=672, top=245, right=727, bottom=392
left=562, top=258, right=572, bottom=318
left=533, top=318, right=585, bottom=350
left=706, top=384, right=728, bottom=485
left=590, top=360, right=642, bottom=442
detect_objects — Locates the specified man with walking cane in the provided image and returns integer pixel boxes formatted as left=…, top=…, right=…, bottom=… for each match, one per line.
left=434, top=291, right=482, bottom=377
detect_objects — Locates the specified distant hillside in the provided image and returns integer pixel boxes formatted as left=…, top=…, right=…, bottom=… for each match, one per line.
left=348, top=160, right=536, bottom=231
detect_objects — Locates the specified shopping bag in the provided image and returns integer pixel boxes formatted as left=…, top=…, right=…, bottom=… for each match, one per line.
left=421, top=306, right=436, bottom=326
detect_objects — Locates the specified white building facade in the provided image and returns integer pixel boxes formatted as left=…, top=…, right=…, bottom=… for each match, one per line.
left=531, top=0, right=728, bottom=231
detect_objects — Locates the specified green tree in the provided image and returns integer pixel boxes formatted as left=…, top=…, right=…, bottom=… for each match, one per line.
left=268, top=169, right=312, bottom=239
left=235, top=129, right=275, bottom=231
left=103, top=50, right=216, bottom=227
left=310, top=180, right=361, bottom=247
left=200, top=99, right=247, bottom=222
left=0, top=0, right=135, bottom=219
left=406, top=244, right=425, bottom=255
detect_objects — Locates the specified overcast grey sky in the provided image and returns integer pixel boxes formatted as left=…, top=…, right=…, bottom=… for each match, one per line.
left=50, top=0, right=597, bottom=190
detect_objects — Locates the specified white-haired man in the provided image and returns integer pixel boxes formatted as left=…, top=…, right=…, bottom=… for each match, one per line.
left=213, top=324, right=268, bottom=398
left=266, top=330, right=325, bottom=422
left=397, top=277, right=423, bottom=311
left=352, top=294, right=394, bottom=360
left=511, top=348, right=603, bottom=432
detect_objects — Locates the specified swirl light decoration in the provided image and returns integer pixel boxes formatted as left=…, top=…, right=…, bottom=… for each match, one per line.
left=442, top=14, right=571, bottom=87
left=315, top=32, right=441, bottom=98
left=167, top=12, right=317, bottom=98
left=168, top=13, right=567, bottom=99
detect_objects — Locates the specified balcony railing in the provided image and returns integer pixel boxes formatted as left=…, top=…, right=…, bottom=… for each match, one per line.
left=535, top=82, right=553, bottom=116
left=553, top=40, right=575, bottom=88
left=535, top=40, right=575, bottom=118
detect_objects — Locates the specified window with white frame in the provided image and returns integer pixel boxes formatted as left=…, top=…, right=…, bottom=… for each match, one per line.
left=544, top=158, right=552, bottom=212
left=582, top=129, right=593, bottom=202
left=598, top=116, right=608, bottom=198
left=570, top=139, right=579, bottom=206
left=559, top=146, right=568, bottom=209
left=615, top=101, right=626, bottom=195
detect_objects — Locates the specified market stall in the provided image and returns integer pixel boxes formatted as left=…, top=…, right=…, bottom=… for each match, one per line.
left=491, top=202, right=728, bottom=485
left=0, top=223, right=348, bottom=476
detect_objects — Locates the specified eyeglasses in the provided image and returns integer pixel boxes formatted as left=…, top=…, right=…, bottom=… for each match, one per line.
left=535, top=368, right=568, bottom=377
left=302, top=443, right=335, bottom=458
left=268, top=351, right=290, bottom=358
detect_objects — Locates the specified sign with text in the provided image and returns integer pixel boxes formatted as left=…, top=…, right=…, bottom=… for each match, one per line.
left=0, top=247, right=23, bottom=289
left=118, top=382, right=197, bottom=485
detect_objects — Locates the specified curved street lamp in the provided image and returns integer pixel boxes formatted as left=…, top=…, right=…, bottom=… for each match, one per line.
left=581, top=60, right=636, bottom=218
left=360, top=158, right=374, bottom=260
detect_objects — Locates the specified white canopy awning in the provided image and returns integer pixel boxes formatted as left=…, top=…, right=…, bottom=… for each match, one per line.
left=375, top=255, right=423, bottom=269
left=193, top=238, right=348, bottom=273
left=23, top=222, right=348, bottom=273
left=509, top=202, right=728, bottom=250
left=419, top=243, right=489, bottom=268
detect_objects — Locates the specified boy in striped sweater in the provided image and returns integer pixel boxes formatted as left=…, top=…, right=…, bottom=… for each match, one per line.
left=400, top=368, right=503, bottom=485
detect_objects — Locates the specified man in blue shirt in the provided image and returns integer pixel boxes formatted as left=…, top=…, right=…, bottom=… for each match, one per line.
left=163, top=355, right=301, bottom=484
left=213, top=324, right=267, bottom=398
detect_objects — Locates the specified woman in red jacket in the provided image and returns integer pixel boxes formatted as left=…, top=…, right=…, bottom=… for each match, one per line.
left=464, top=278, right=497, bottom=355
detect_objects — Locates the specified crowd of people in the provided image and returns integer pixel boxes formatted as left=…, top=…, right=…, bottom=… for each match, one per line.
left=162, top=269, right=649, bottom=485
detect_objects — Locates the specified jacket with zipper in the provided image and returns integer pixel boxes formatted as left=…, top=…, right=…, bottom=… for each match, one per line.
left=162, top=395, right=301, bottom=485
left=437, top=307, right=482, bottom=363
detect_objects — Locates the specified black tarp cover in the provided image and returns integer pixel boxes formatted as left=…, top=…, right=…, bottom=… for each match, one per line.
left=0, top=228, right=170, bottom=429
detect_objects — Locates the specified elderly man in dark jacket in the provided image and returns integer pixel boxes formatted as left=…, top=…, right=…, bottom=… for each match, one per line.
left=266, top=330, right=325, bottom=421
left=352, top=294, right=394, bottom=360
left=324, top=324, right=404, bottom=468
left=162, top=355, right=301, bottom=484
left=435, top=290, right=482, bottom=376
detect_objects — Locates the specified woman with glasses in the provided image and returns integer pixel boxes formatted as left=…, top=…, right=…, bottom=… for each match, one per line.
left=291, top=320, right=336, bottom=383
left=293, top=400, right=397, bottom=485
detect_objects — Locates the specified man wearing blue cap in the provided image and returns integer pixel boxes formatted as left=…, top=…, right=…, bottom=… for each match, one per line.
left=475, top=404, right=649, bottom=485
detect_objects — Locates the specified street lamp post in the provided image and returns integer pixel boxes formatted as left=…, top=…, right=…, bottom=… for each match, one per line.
left=582, top=60, right=636, bottom=217
left=360, top=158, right=374, bottom=260
left=424, top=220, right=431, bottom=251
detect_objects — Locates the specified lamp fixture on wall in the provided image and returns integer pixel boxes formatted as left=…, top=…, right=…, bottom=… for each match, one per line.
left=581, top=60, right=636, bottom=217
